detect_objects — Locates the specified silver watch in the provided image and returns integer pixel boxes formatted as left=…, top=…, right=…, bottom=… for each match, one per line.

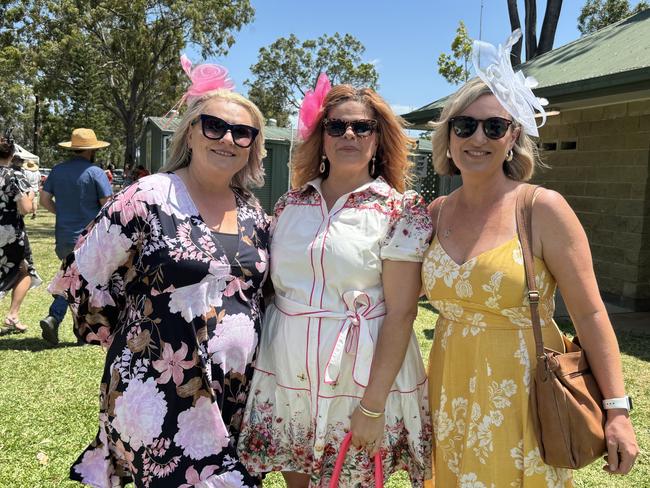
left=602, top=396, right=633, bottom=411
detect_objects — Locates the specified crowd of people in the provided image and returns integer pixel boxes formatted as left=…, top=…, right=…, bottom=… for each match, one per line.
left=1, top=29, right=640, bottom=488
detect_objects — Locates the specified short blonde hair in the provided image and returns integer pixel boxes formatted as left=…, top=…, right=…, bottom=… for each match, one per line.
left=430, top=77, right=541, bottom=181
left=291, top=85, right=414, bottom=193
left=162, top=90, right=267, bottom=197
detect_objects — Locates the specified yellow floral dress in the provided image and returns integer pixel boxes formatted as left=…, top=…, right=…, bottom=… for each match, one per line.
left=422, top=229, right=573, bottom=487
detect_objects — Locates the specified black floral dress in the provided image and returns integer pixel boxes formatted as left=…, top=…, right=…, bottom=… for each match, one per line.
left=50, top=173, right=270, bottom=487
left=0, top=166, right=41, bottom=297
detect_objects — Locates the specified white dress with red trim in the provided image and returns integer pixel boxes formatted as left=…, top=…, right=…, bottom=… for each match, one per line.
left=238, top=177, right=433, bottom=487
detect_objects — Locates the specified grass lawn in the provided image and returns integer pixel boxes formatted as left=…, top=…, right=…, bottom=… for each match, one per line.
left=0, top=210, right=648, bottom=487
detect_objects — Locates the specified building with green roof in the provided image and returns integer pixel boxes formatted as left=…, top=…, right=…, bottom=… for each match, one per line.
left=403, top=9, right=650, bottom=311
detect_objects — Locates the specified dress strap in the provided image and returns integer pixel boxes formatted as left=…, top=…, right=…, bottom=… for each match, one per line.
left=434, top=196, right=448, bottom=238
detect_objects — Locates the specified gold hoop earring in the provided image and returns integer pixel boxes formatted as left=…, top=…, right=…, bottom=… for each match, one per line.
left=506, top=149, right=514, bottom=162
left=320, top=154, right=326, bottom=173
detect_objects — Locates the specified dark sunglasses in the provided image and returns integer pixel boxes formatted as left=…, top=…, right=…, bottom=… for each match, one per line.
left=449, top=116, right=514, bottom=140
left=323, top=118, right=377, bottom=138
left=192, top=114, right=259, bottom=148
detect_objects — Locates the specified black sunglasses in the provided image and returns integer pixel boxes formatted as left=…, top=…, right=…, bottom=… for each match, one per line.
left=192, top=114, right=259, bottom=148
left=449, top=116, right=514, bottom=140
left=323, top=118, right=377, bottom=138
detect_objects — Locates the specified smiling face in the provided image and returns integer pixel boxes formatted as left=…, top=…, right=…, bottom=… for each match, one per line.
left=322, top=100, right=378, bottom=177
left=448, top=94, right=519, bottom=177
left=187, top=97, right=254, bottom=181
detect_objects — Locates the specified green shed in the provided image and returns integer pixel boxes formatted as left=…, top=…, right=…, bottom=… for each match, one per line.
left=139, top=116, right=294, bottom=213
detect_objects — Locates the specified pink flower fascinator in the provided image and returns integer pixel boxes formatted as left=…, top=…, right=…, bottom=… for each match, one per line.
left=162, top=55, right=236, bottom=128
left=180, top=54, right=235, bottom=103
left=298, top=73, right=332, bottom=140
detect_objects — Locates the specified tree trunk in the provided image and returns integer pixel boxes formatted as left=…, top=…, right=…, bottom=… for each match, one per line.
left=507, top=0, right=523, bottom=66
left=538, top=0, right=563, bottom=55
left=525, top=0, right=538, bottom=60
left=32, top=95, right=39, bottom=154
left=123, top=115, right=137, bottom=168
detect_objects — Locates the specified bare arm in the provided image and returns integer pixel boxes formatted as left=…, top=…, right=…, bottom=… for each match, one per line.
left=350, top=259, right=422, bottom=454
left=534, top=189, right=639, bottom=474
left=16, top=191, right=34, bottom=216
left=40, top=190, right=56, bottom=214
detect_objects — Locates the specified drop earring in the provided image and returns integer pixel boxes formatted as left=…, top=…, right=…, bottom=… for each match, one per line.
left=370, top=155, right=376, bottom=176
left=320, top=154, right=326, bottom=173
left=446, top=148, right=452, bottom=159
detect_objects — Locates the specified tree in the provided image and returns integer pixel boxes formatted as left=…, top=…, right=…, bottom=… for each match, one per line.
left=15, top=0, right=254, bottom=166
left=437, top=21, right=473, bottom=85
left=507, top=0, right=564, bottom=66
left=246, top=33, right=379, bottom=127
left=578, top=0, right=649, bottom=34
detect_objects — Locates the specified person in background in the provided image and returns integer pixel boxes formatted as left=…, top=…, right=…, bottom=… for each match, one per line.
left=0, top=131, right=41, bottom=335
left=21, top=159, right=41, bottom=216
left=135, top=164, right=150, bottom=180
left=39, top=128, right=113, bottom=345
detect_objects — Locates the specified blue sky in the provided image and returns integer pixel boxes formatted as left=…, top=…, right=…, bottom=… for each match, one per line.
left=195, top=1, right=588, bottom=116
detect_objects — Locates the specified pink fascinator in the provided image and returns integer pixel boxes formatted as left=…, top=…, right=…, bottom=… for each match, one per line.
left=162, top=55, right=235, bottom=128
left=298, top=73, right=331, bottom=140
left=180, top=54, right=235, bottom=103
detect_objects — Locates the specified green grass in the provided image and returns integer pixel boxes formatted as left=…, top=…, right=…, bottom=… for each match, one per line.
left=0, top=210, right=647, bottom=487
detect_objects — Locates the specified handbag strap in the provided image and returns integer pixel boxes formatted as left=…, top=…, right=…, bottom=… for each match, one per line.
left=514, top=183, right=545, bottom=359
left=329, top=432, right=383, bottom=488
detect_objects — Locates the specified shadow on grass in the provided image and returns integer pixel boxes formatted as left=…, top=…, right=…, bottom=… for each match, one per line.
left=0, top=336, right=82, bottom=352
left=556, top=318, right=650, bottom=362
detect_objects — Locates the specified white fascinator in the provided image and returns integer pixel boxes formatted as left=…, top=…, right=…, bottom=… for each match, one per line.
left=472, top=29, right=548, bottom=137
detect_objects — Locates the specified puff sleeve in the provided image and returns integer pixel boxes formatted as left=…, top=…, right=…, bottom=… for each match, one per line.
left=379, top=190, right=433, bottom=262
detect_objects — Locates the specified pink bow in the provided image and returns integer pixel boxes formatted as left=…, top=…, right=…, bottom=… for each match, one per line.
left=297, top=73, right=331, bottom=140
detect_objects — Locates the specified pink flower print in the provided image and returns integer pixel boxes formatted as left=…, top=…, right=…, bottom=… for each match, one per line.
left=72, top=444, right=112, bottom=487
left=168, top=261, right=230, bottom=322
left=86, top=326, right=113, bottom=348
left=255, top=249, right=267, bottom=274
left=152, top=341, right=195, bottom=386
left=223, top=276, right=251, bottom=301
left=75, top=216, right=133, bottom=288
left=88, top=286, right=117, bottom=309
left=207, top=313, right=257, bottom=375
left=112, top=378, right=167, bottom=450
left=179, top=465, right=218, bottom=488
left=48, top=262, right=82, bottom=297
left=174, top=396, right=230, bottom=460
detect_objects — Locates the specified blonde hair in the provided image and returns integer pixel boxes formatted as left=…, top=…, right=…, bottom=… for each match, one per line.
left=162, top=90, right=267, bottom=197
left=291, top=85, right=414, bottom=193
left=430, top=77, right=541, bottom=181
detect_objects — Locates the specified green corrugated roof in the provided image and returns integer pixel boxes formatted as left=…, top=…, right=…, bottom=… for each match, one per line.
left=146, top=117, right=295, bottom=142
left=404, top=9, right=650, bottom=127
left=148, top=116, right=181, bottom=133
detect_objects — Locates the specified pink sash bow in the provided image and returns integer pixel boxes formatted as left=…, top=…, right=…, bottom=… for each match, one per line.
left=273, top=291, right=386, bottom=387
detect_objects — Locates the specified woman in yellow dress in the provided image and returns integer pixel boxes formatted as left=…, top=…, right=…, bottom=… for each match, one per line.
left=422, top=30, right=638, bottom=487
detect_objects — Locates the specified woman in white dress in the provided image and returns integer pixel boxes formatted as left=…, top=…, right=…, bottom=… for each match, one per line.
left=238, top=81, right=433, bottom=487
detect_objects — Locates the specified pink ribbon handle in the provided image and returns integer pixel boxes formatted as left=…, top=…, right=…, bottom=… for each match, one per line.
left=328, top=432, right=383, bottom=488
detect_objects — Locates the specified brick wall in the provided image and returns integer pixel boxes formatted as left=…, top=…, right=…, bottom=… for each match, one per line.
left=535, top=99, right=650, bottom=310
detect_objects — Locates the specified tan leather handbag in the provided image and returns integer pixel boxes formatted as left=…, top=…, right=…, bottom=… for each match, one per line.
left=516, top=184, right=606, bottom=469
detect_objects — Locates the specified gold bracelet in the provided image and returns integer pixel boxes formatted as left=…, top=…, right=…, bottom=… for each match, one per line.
left=358, top=402, right=384, bottom=418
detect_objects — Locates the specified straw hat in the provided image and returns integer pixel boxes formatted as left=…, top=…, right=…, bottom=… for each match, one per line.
left=23, top=160, right=39, bottom=172
left=58, top=128, right=110, bottom=150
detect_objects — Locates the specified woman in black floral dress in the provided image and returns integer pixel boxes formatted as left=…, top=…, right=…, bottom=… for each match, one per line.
left=0, top=133, right=40, bottom=335
left=50, top=70, right=271, bottom=487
